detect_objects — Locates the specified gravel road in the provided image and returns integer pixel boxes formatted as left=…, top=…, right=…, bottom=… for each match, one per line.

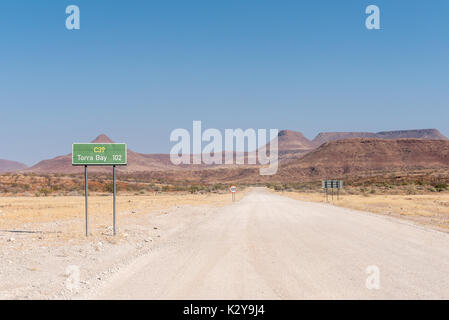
left=92, top=188, right=449, bottom=299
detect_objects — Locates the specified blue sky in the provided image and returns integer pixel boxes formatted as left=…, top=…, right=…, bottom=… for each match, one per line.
left=1, top=0, right=448, bottom=165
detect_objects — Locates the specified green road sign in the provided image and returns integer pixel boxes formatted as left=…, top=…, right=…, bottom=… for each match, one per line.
left=72, top=143, right=127, bottom=166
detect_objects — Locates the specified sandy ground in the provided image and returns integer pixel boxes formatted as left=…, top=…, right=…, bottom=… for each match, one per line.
left=277, top=191, right=449, bottom=232
left=0, top=191, right=244, bottom=299
left=90, top=188, right=449, bottom=300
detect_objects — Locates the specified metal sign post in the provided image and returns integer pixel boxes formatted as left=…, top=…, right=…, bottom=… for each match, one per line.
left=322, top=180, right=343, bottom=203
left=113, top=165, right=116, bottom=236
left=73, top=143, right=127, bottom=237
left=84, top=165, right=88, bottom=237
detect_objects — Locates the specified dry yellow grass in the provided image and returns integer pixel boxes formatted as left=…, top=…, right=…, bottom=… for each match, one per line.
left=278, top=191, right=449, bottom=231
left=0, top=191, right=246, bottom=240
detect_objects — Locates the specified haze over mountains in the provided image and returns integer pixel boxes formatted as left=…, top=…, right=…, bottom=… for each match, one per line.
left=2, top=129, right=449, bottom=182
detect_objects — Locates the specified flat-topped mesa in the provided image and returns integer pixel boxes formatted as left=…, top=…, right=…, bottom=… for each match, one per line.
left=376, top=129, right=448, bottom=140
left=312, top=129, right=448, bottom=147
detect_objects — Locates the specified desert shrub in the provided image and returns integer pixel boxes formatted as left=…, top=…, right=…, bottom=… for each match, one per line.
left=39, top=188, right=51, bottom=196
left=434, top=183, right=448, bottom=192
left=189, top=185, right=201, bottom=194
left=213, top=183, right=226, bottom=191
left=104, top=184, right=114, bottom=193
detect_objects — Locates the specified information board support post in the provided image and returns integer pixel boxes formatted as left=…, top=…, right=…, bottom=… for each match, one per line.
left=84, top=165, right=88, bottom=237
left=113, top=165, right=116, bottom=236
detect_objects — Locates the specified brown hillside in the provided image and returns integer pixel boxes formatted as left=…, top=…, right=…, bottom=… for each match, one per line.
left=0, top=159, right=28, bottom=173
left=278, top=138, right=449, bottom=180
left=132, top=139, right=449, bottom=184
left=261, top=130, right=314, bottom=162
left=312, top=132, right=376, bottom=147
left=277, top=130, right=314, bottom=150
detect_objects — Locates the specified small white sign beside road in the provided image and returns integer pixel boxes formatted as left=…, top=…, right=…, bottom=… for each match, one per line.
left=229, top=186, right=237, bottom=202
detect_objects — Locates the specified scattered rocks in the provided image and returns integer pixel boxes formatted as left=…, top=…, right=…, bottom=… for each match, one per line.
left=95, top=242, right=103, bottom=251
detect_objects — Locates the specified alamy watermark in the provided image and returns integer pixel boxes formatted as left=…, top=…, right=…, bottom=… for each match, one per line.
left=170, top=121, right=279, bottom=175
left=66, top=5, right=80, bottom=30
left=64, top=4, right=380, bottom=31
left=365, top=5, right=381, bottom=30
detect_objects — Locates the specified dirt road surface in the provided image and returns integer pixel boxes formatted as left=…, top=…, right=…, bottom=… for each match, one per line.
left=90, top=188, right=449, bottom=299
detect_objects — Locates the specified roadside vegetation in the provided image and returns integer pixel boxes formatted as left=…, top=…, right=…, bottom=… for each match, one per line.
left=265, top=180, right=449, bottom=195
left=0, top=173, right=244, bottom=197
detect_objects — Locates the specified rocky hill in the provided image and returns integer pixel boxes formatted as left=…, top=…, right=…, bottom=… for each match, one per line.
left=277, top=138, right=449, bottom=180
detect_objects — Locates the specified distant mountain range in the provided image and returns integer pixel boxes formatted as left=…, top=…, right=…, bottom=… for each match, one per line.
left=1, top=129, right=449, bottom=182
left=23, top=134, right=178, bottom=174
